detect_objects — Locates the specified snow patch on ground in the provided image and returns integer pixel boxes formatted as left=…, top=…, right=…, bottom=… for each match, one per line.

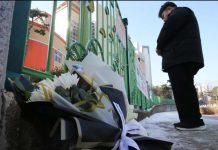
left=140, top=111, right=218, bottom=150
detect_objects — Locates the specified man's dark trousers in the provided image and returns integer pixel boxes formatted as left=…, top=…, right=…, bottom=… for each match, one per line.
left=167, top=63, right=203, bottom=124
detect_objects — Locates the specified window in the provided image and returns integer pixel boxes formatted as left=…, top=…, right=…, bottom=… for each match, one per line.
left=54, top=49, right=62, bottom=63
left=71, top=21, right=79, bottom=42
left=91, top=21, right=95, bottom=38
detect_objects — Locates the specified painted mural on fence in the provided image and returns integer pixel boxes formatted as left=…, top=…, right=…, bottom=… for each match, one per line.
left=135, top=50, right=149, bottom=98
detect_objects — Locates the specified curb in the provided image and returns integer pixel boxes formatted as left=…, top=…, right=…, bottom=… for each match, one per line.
left=134, top=104, right=177, bottom=121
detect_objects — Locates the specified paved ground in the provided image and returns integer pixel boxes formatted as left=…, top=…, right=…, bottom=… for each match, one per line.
left=140, top=111, right=218, bottom=150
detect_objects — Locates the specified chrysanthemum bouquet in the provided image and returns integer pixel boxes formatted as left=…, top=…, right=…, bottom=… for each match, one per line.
left=10, top=52, right=172, bottom=150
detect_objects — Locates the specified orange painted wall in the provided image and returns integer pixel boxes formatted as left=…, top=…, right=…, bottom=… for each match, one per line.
left=23, top=39, right=54, bottom=71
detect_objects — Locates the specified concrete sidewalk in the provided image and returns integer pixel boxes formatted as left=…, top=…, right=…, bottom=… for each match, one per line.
left=140, top=111, right=218, bottom=150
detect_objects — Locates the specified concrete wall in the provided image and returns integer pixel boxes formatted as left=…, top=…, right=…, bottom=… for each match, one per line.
left=0, top=1, right=15, bottom=90
left=0, top=2, right=15, bottom=149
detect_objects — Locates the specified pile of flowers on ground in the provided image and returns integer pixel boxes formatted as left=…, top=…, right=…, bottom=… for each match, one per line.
left=10, top=52, right=172, bottom=150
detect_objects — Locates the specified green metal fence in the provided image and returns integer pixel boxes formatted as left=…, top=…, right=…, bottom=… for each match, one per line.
left=127, top=38, right=175, bottom=109
left=6, top=0, right=174, bottom=110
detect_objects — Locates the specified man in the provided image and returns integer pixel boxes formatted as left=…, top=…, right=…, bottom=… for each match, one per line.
left=156, top=2, right=206, bottom=130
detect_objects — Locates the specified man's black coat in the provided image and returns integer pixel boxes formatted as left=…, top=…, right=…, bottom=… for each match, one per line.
left=156, top=7, right=204, bottom=72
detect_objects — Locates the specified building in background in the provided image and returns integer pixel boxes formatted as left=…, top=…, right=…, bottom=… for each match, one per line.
left=23, top=1, right=81, bottom=72
left=142, top=46, right=153, bottom=99
left=133, top=41, right=152, bottom=99
left=55, top=1, right=80, bottom=42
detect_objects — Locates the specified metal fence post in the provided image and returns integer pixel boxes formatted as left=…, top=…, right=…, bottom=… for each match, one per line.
left=122, top=18, right=130, bottom=103
left=46, top=1, right=57, bottom=73
left=79, top=1, right=90, bottom=46
left=5, top=1, right=31, bottom=90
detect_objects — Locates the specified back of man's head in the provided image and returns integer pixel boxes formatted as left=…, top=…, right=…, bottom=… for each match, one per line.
left=158, top=2, right=177, bottom=18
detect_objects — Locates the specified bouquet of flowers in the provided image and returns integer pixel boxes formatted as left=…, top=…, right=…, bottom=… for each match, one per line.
left=10, top=52, right=172, bottom=150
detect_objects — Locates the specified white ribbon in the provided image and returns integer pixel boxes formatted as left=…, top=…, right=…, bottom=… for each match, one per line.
left=112, top=102, right=147, bottom=150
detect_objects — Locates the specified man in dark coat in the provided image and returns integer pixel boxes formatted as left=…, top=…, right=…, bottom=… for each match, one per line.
left=156, top=2, right=206, bottom=130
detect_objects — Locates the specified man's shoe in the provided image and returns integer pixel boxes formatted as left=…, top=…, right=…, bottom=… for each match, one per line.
left=174, top=122, right=206, bottom=131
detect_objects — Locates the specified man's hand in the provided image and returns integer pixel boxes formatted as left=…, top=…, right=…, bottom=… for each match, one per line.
left=156, top=49, right=162, bottom=56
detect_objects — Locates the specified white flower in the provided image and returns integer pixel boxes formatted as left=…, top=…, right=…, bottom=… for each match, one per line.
left=29, top=72, right=79, bottom=102
left=38, top=78, right=56, bottom=90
